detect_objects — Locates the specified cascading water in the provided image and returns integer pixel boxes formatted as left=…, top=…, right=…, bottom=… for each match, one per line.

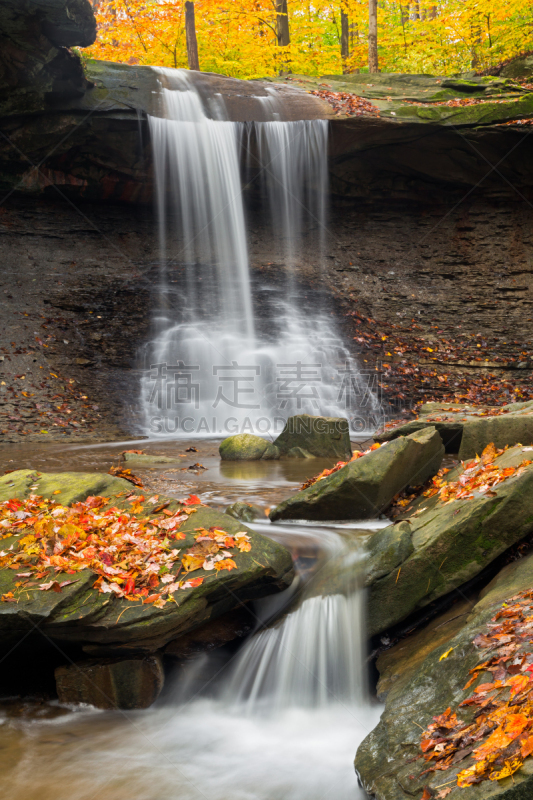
left=2, top=521, right=381, bottom=800
left=141, top=68, right=380, bottom=438
left=221, top=524, right=366, bottom=711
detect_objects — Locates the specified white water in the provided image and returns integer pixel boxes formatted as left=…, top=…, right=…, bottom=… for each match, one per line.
left=141, top=69, right=380, bottom=438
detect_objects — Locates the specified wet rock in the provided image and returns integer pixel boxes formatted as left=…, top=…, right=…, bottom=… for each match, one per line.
left=219, top=434, right=269, bottom=461
left=226, top=501, right=264, bottom=522
left=367, top=444, right=533, bottom=636
left=261, top=443, right=281, bottom=460
left=375, top=596, right=474, bottom=700
left=0, top=472, right=294, bottom=657
left=286, top=446, right=315, bottom=458
left=356, top=552, right=533, bottom=799
left=165, top=607, right=253, bottom=659
left=273, top=414, right=352, bottom=460
left=270, top=427, right=443, bottom=522
left=55, top=655, right=164, bottom=709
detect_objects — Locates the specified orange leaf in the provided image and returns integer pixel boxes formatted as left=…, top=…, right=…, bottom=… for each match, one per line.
left=143, top=594, right=161, bottom=604
left=214, top=558, right=238, bottom=572
left=181, top=554, right=205, bottom=573
left=520, top=735, right=533, bottom=758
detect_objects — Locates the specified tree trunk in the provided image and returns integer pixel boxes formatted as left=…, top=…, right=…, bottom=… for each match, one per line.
left=341, top=9, right=349, bottom=73
left=368, top=0, right=378, bottom=73
left=185, top=1, right=200, bottom=71
left=275, top=0, right=290, bottom=47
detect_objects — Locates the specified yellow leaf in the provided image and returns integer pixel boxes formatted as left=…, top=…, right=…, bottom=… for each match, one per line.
left=439, top=647, right=453, bottom=661
left=181, top=554, right=205, bottom=574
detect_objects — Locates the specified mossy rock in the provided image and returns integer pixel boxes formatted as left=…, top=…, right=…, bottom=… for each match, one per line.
left=356, top=552, right=533, bottom=799
left=219, top=434, right=269, bottom=461
left=377, top=405, right=533, bottom=457
left=273, top=414, right=352, bottom=460
left=0, top=472, right=294, bottom=656
left=226, top=501, right=264, bottom=522
left=270, top=427, right=444, bottom=521
left=0, top=469, right=133, bottom=505
left=367, top=445, right=533, bottom=636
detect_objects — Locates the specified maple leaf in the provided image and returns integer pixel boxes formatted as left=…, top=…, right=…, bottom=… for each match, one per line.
left=181, top=554, right=205, bottom=574
left=183, top=494, right=201, bottom=506
left=214, top=558, right=237, bottom=572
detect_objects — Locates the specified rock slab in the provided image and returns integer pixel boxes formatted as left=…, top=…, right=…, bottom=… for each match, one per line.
left=366, top=443, right=533, bottom=636
left=270, top=427, right=444, bottom=521
left=55, top=654, right=164, bottom=709
left=356, top=553, right=533, bottom=799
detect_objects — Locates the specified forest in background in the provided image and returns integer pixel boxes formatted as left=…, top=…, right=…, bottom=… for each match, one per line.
left=86, top=0, right=533, bottom=79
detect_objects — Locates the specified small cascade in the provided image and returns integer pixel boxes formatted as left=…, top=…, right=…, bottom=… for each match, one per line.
left=141, top=68, right=378, bottom=437
left=221, top=526, right=366, bottom=711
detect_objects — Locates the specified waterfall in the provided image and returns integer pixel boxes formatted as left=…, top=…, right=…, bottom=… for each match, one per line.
left=141, top=68, right=379, bottom=438
left=221, top=525, right=366, bottom=710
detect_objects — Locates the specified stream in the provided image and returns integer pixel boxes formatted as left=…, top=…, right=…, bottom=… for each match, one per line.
left=0, top=438, right=384, bottom=800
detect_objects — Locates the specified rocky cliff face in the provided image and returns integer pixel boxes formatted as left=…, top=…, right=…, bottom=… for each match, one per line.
left=0, top=0, right=96, bottom=115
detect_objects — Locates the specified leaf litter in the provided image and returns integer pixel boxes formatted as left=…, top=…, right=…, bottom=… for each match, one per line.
left=0, top=493, right=252, bottom=609
left=418, top=588, right=533, bottom=796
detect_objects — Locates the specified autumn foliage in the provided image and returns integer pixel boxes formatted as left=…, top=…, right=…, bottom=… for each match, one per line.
left=420, top=588, right=533, bottom=792
left=0, top=492, right=252, bottom=609
left=86, top=1, right=533, bottom=79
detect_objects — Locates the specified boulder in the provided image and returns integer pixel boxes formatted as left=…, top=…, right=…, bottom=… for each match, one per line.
left=261, top=443, right=281, bottom=460
left=377, top=405, right=533, bottom=458
left=367, top=444, right=533, bottom=636
left=0, top=472, right=294, bottom=660
left=356, top=552, right=533, bottom=799
left=273, top=414, right=352, bottom=460
left=0, top=0, right=96, bottom=115
left=459, top=413, right=533, bottom=459
left=219, top=434, right=269, bottom=461
left=376, top=416, right=464, bottom=453
left=364, top=521, right=414, bottom=586
left=270, top=427, right=444, bottom=522
left=226, top=501, right=265, bottom=522
left=55, top=654, right=164, bottom=709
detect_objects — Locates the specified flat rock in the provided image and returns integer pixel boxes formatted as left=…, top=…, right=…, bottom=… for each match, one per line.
left=55, top=654, right=164, bottom=709
left=377, top=403, right=533, bottom=458
left=367, top=444, right=533, bottom=636
left=270, top=427, right=444, bottom=522
left=273, top=414, right=352, bottom=460
left=122, top=453, right=183, bottom=465
left=356, top=552, right=533, bottom=799
left=0, top=471, right=294, bottom=659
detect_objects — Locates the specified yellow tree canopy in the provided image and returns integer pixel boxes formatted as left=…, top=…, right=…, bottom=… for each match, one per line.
left=86, top=0, right=533, bottom=78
